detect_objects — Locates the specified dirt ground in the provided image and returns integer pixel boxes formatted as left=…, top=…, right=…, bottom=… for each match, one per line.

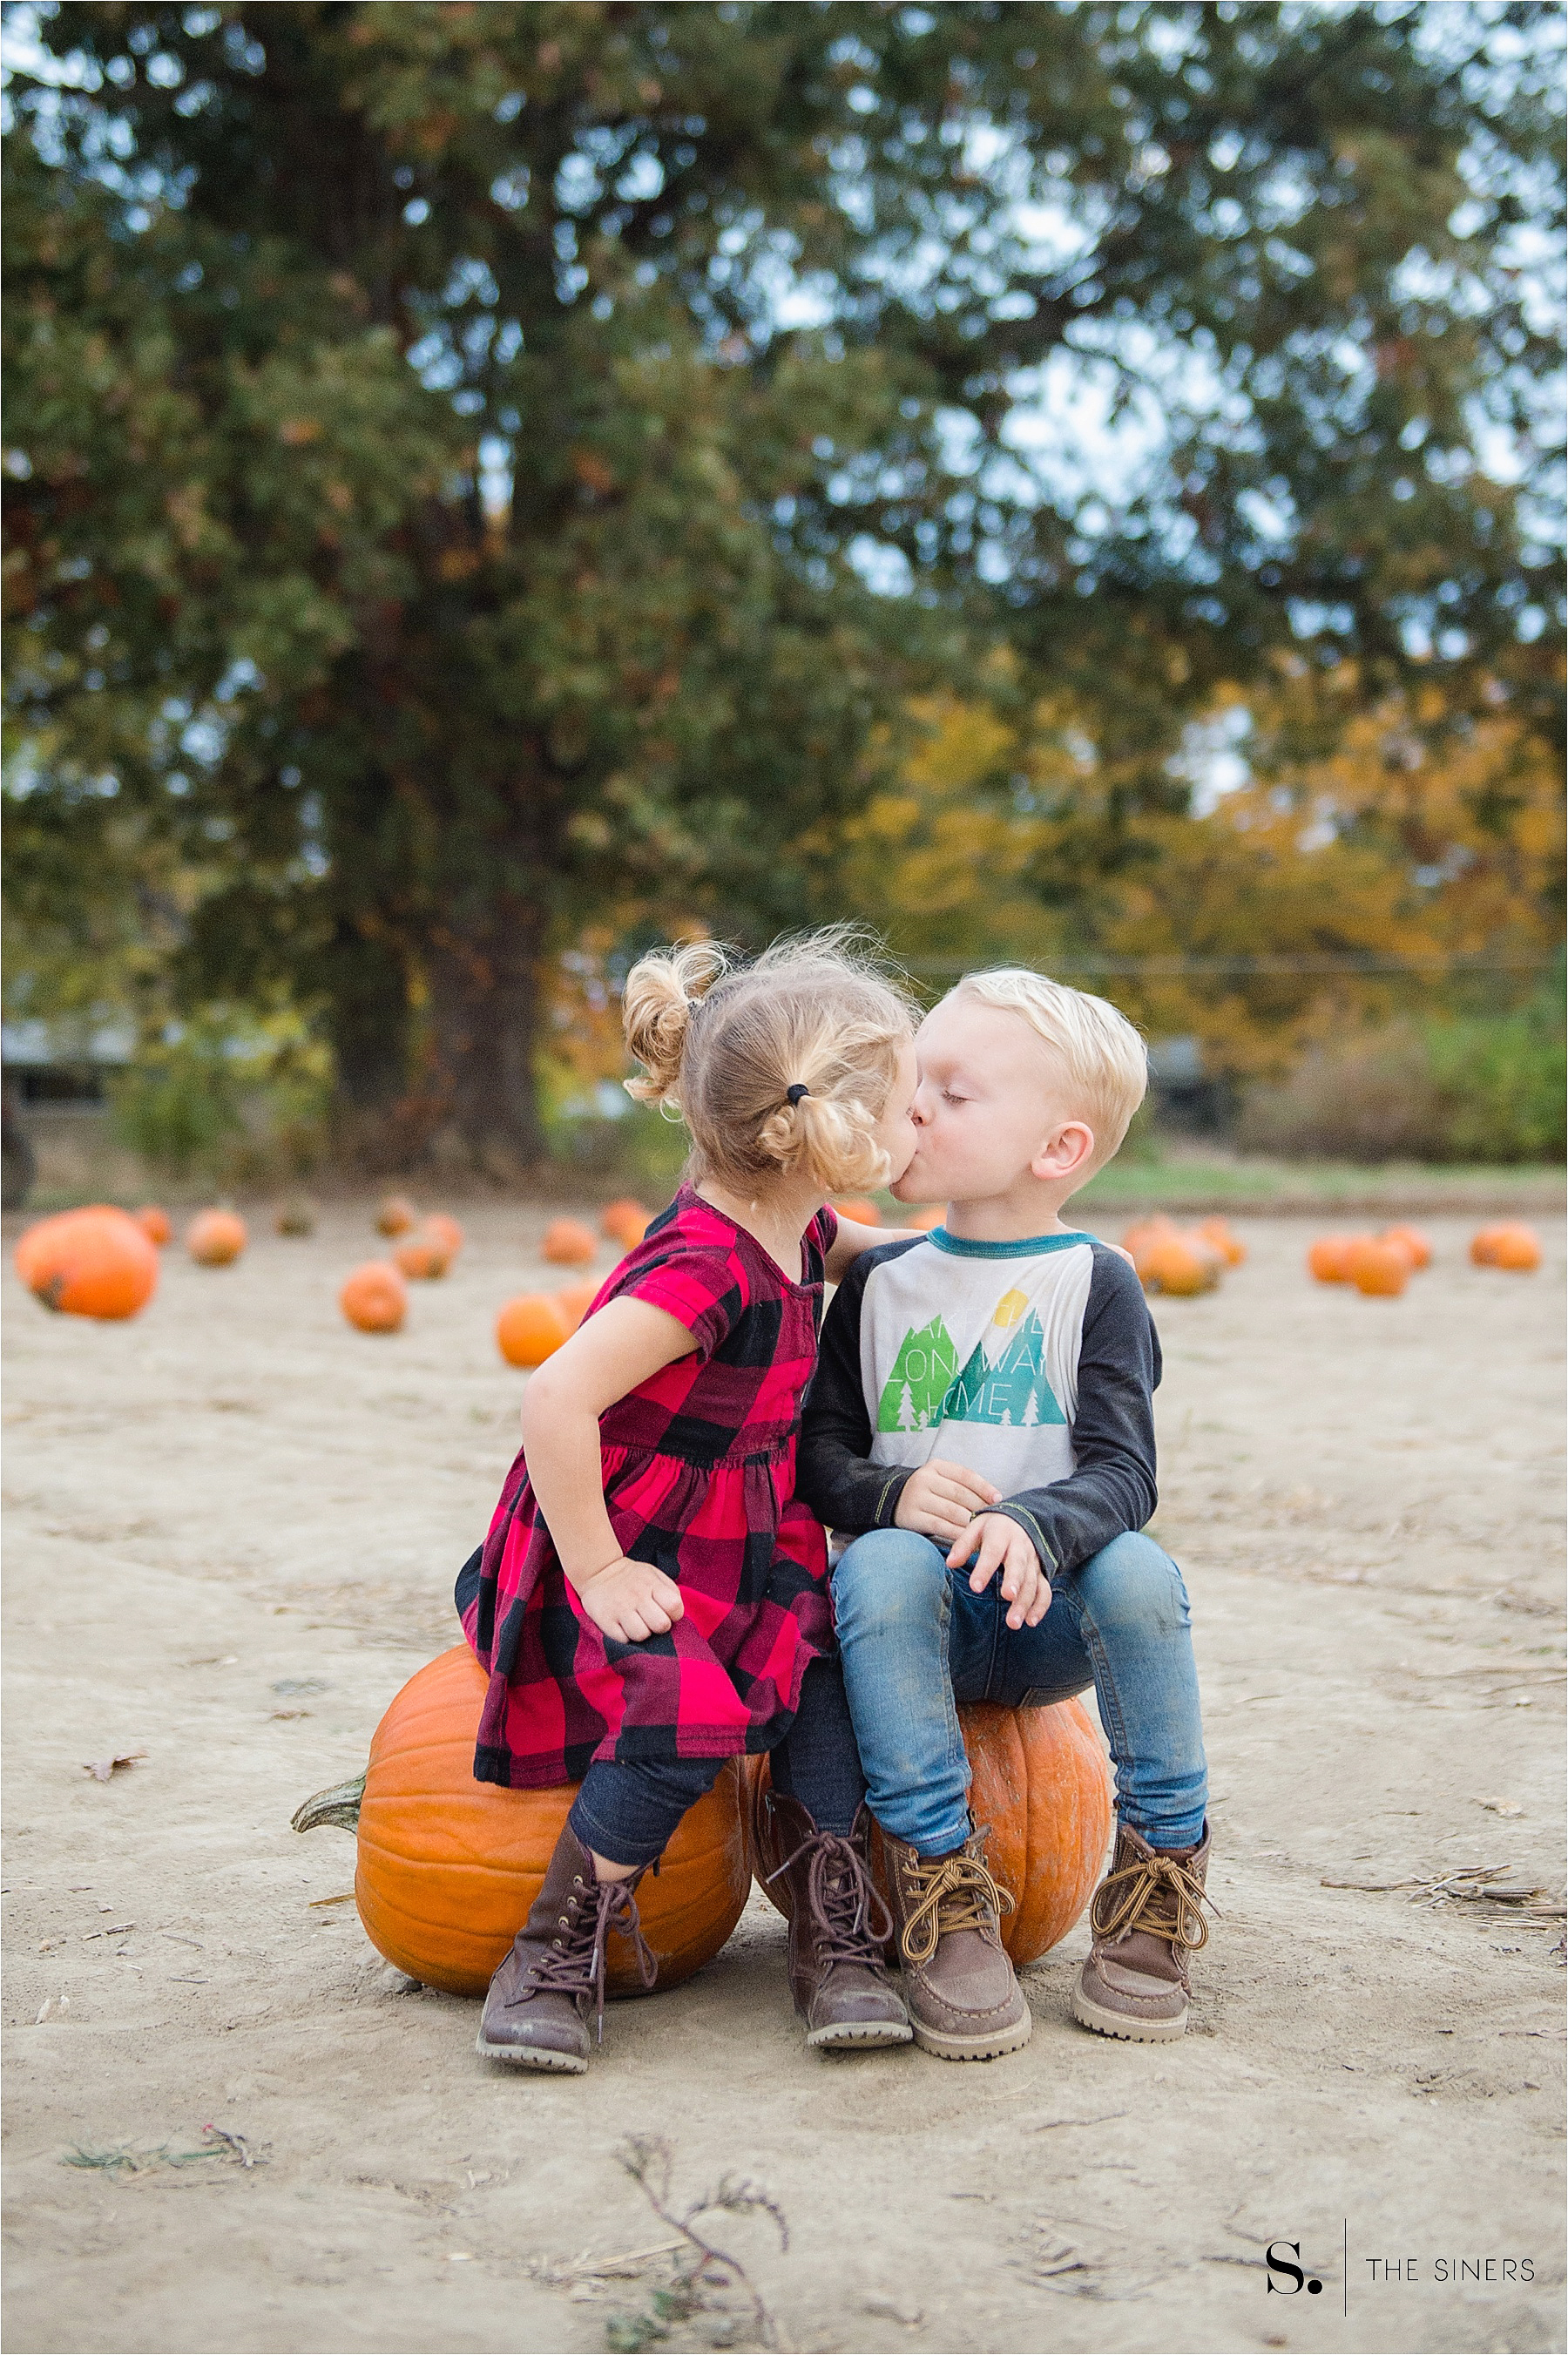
left=3, top=1203, right=1564, bottom=2355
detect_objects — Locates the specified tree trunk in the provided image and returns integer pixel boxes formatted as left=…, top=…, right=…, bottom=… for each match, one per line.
left=425, top=899, right=549, bottom=1173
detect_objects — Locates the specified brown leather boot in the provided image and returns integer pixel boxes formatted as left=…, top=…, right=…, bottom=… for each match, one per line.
left=475, top=1824, right=655, bottom=2073
left=882, top=1829, right=1032, bottom=2061
left=763, top=1794, right=912, bottom=2051
left=1072, top=1820, right=1213, bottom=2043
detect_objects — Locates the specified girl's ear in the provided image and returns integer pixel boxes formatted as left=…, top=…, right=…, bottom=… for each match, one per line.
left=1031, top=1119, right=1096, bottom=1183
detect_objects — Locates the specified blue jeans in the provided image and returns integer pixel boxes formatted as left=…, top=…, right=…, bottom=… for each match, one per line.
left=831, top=1528, right=1208, bottom=1856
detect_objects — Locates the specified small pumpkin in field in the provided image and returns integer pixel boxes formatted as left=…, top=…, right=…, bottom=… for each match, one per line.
left=1122, top=1212, right=1179, bottom=1259
left=1380, top=1222, right=1430, bottom=1270
left=833, top=1197, right=882, bottom=1227
left=747, top=1698, right=1112, bottom=1966
left=542, top=1217, right=598, bottom=1266
left=1196, top=1215, right=1246, bottom=1267
left=186, top=1208, right=247, bottom=1266
left=375, top=1194, right=418, bottom=1238
left=341, top=1261, right=407, bottom=1333
left=275, top=1195, right=318, bottom=1237
left=15, top=1205, right=159, bottom=1322
left=294, top=1646, right=751, bottom=1998
left=1472, top=1221, right=1541, bottom=1271
left=1348, top=1236, right=1409, bottom=1296
left=423, top=1213, right=464, bottom=1262
left=1136, top=1234, right=1216, bottom=1297
left=393, top=1231, right=452, bottom=1281
left=497, top=1292, right=571, bottom=1367
left=555, top=1278, right=600, bottom=1333
left=1308, top=1234, right=1365, bottom=1284
left=133, top=1204, right=172, bottom=1247
left=601, top=1198, right=651, bottom=1250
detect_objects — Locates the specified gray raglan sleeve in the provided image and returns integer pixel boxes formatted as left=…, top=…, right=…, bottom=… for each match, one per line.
left=991, top=1243, right=1161, bottom=1580
left=795, top=1241, right=923, bottom=1537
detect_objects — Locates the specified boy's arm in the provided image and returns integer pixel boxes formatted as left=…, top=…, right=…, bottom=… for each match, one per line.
left=989, top=1246, right=1161, bottom=1580
left=796, top=1246, right=919, bottom=1534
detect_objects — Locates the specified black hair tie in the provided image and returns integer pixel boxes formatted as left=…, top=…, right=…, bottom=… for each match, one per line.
left=786, top=1083, right=811, bottom=1106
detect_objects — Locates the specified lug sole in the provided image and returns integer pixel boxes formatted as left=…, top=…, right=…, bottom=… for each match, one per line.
left=909, top=2006, right=1033, bottom=2062
left=1071, top=1984, right=1187, bottom=2042
left=474, top=2031, right=588, bottom=2074
left=806, top=2018, right=914, bottom=2050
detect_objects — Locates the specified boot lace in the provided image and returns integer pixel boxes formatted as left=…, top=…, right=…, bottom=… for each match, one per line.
left=509, top=1875, right=656, bottom=2042
left=897, top=1848, right=1014, bottom=1968
left=1091, top=1848, right=1214, bottom=1955
left=767, top=1827, right=895, bottom=1967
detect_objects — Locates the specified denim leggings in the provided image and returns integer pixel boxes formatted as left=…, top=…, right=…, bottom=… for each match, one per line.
left=567, top=1655, right=865, bottom=1869
left=831, top=1527, right=1208, bottom=1855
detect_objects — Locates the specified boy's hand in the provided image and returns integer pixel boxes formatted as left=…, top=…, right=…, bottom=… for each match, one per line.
left=571, top=1556, right=685, bottom=1644
left=895, top=1457, right=1002, bottom=1546
left=949, top=1512, right=1051, bottom=1630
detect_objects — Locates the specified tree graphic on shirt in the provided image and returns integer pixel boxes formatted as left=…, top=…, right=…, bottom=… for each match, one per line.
left=876, top=1316, right=959, bottom=1432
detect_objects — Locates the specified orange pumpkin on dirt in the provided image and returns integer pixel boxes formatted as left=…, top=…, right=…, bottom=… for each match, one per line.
left=186, top=1208, right=247, bottom=1266
left=1348, top=1237, right=1409, bottom=1296
left=497, top=1292, right=571, bottom=1367
left=375, top=1194, right=418, bottom=1238
left=1196, top=1215, right=1247, bottom=1267
left=1135, top=1235, right=1217, bottom=1297
left=601, top=1198, right=651, bottom=1249
left=393, top=1232, right=452, bottom=1282
left=303, top=1645, right=751, bottom=1999
left=340, top=1262, right=408, bottom=1333
left=1471, top=1221, right=1541, bottom=1272
left=554, top=1278, right=600, bottom=1333
left=132, top=1204, right=172, bottom=1247
left=1122, top=1212, right=1179, bottom=1259
left=1380, top=1223, right=1431, bottom=1270
left=1308, top=1234, right=1365, bottom=1284
left=423, top=1213, right=464, bottom=1262
left=14, top=1206, right=159, bottom=1322
left=833, top=1197, right=882, bottom=1227
left=747, top=1698, right=1111, bottom=1967
left=542, top=1218, right=598, bottom=1266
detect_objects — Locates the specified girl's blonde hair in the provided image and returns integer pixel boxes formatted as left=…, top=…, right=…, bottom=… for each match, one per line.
left=623, top=930, right=914, bottom=1195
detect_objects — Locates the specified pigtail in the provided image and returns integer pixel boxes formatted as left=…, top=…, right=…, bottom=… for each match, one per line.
left=622, top=941, right=729, bottom=1106
left=753, top=1021, right=896, bottom=1193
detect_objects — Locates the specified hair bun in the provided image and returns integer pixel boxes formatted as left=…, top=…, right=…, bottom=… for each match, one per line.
left=622, top=941, right=729, bottom=1106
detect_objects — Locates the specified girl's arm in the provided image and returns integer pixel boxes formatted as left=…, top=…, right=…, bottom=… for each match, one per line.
left=825, top=1215, right=916, bottom=1284
left=518, top=1297, right=697, bottom=1642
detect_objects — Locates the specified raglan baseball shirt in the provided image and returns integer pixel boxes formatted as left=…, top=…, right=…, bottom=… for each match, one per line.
left=795, top=1225, right=1160, bottom=1580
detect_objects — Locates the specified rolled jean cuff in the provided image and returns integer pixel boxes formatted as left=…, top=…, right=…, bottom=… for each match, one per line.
left=569, top=1756, right=720, bottom=1870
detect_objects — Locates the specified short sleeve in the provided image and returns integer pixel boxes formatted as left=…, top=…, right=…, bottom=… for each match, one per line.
left=809, top=1204, right=839, bottom=1261
left=602, top=1238, right=745, bottom=1360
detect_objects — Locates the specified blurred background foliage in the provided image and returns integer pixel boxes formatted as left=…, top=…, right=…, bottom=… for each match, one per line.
left=3, top=0, right=1562, bottom=1184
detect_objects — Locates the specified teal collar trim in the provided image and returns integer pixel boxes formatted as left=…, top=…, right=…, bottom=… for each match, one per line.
left=927, top=1227, right=1094, bottom=1260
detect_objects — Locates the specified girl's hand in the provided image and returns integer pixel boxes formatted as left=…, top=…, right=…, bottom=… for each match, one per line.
left=949, top=1512, right=1051, bottom=1630
left=572, top=1555, right=686, bottom=1644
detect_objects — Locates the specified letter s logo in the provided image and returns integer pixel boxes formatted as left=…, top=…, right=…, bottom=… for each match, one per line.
left=1267, top=2243, right=1306, bottom=2294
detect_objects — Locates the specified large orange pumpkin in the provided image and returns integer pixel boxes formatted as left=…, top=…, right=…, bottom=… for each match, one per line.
left=1135, top=1235, right=1217, bottom=1297
left=341, top=1262, right=408, bottom=1333
left=348, top=1646, right=750, bottom=1997
left=601, top=1198, right=651, bottom=1249
left=747, top=1697, right=1112, bottom=1967
left=497, top=1292, right=571, bottom=1367
left=1348, top=1237, right=1409, bottom=1296
left=542, top=1217, right=598, bottom=1266
left=187, top=1208, right=247, bottom=1266
left=393, top=1231, right=452, bottom=1281
left=424, top=1213, right=464, bottom=1262
left=15, top=1206, right=159, bottom=1321
left=375, top=1194, right=418, bottom=1238
left=133, top=1204, right=172, bottom=1247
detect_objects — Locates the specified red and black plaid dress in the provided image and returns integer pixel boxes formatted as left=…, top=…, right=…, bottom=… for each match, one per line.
left=458, top=1188, right=837, bottom=1788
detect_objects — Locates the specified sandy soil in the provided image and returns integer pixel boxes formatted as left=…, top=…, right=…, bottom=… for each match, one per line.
left=3, top=1203, right=1564, bottom=2355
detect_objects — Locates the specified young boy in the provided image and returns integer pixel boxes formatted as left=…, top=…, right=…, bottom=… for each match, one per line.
left=795, top=968, right=1210, bottom=2058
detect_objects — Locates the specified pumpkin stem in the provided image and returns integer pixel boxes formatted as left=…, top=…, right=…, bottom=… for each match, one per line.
left=291, top=1771, right=366, bottom=1834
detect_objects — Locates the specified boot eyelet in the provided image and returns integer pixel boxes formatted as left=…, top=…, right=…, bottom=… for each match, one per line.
left=551, top=1937, right=562, bottom=1948
left=558, top=1915, right=569, bottom=1928
left=572, top=1875, right=585, bottom=1889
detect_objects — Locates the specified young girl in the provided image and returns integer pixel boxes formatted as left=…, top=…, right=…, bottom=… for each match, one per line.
left=456, top=931, right=920, bottom=2072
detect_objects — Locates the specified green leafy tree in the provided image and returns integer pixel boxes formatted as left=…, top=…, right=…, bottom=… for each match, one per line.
left=4, top=2, right=1560, bottom=1164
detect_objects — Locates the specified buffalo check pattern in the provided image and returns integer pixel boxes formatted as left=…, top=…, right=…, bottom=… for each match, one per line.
left=458, top=1188, right=837, bottom=1787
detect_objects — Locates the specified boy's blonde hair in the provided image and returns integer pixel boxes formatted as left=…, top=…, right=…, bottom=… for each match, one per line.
left=946, top=968, right=1147, bottom=1171
left=623, top=930, right=915, bottom=1195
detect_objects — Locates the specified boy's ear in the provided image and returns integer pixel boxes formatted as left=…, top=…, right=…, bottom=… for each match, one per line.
left=1031, top=1119, right=1096, bottom=1183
